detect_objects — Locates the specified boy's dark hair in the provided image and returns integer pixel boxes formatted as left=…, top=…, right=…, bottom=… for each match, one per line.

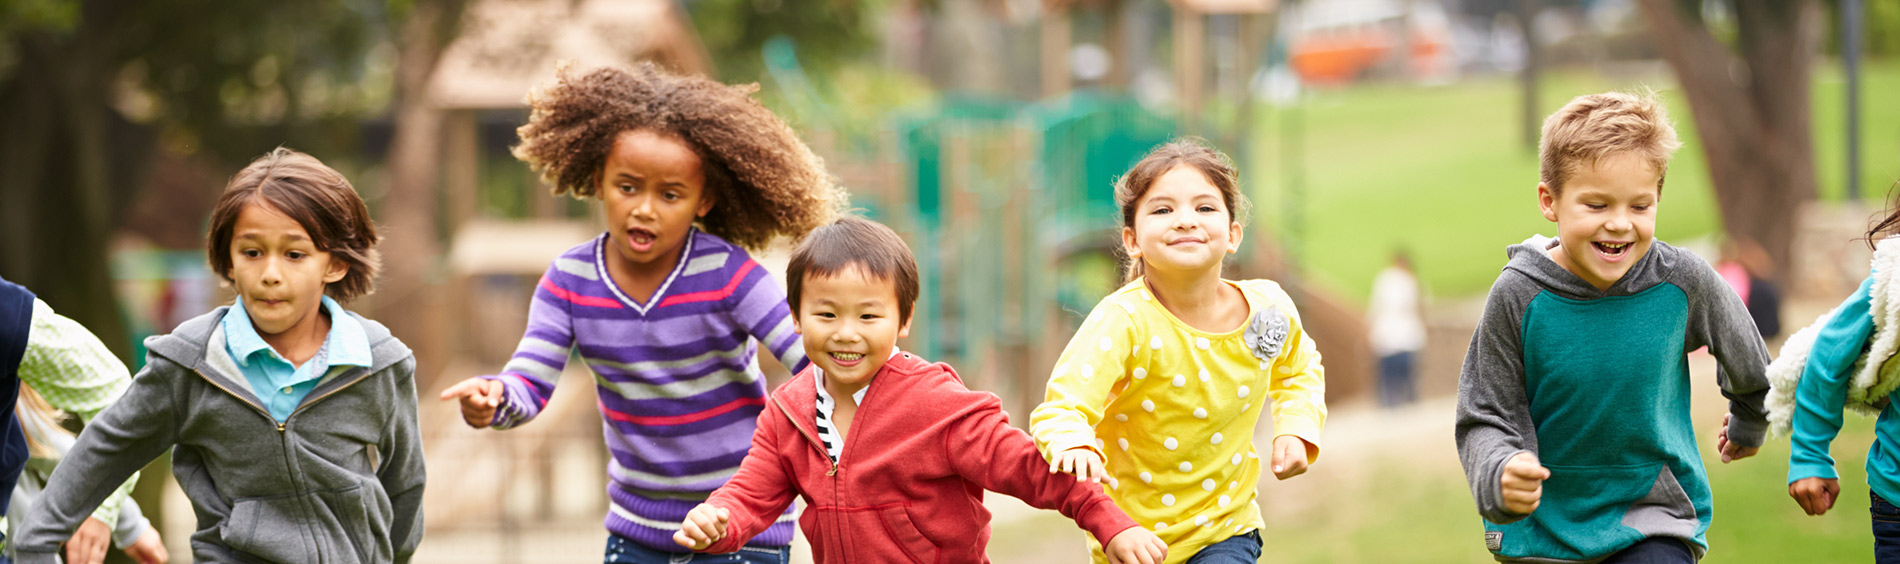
left=206, top=147, right=381, bottom=302
left=1113, top=137, right=1251, bottom=283
left=512, top=62, right=843, bottom=251
left=786, top=217, right=919, bottom=323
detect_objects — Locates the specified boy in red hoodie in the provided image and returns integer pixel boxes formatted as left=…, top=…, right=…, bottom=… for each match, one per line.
left=674, top=217, right=1167, bottom=563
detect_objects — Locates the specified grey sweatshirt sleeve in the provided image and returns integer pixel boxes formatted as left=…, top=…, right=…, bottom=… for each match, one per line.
left=382, top=357, right=427, bottom=563
left=16, top=359, right=179, bottom=564
left=110, top=497, right=148, bottom=548
left=1676, top=252, right=1772, bottom=448
left=1456, top=271, right=1540, bottom=525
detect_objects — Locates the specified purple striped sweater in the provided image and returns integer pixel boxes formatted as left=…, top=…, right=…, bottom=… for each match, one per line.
left=483, top=229, right=804, bottom=551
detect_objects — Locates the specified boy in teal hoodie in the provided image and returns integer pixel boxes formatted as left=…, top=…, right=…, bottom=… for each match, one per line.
left=1454, top=91, right=1772, bottom=563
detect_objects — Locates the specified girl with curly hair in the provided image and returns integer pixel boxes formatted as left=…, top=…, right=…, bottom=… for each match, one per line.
left=439, top=62, right=842, bottom=564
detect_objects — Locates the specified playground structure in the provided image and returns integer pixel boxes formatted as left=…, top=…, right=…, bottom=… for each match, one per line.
left=800, top=88, right=1376, bottom=421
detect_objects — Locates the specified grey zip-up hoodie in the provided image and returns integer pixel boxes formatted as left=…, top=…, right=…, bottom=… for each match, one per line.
left=1455, top=237, right=1769, bottom=562
left=15, top=306, right=425, bottom=564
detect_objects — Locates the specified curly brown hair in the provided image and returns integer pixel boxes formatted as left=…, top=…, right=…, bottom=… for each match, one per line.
left=512, top=62, right=843, bottom=251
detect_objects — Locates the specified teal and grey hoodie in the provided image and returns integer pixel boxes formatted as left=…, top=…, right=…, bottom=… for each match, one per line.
left=15, top=306, right=425, bottom=563
left=1455, top=237, right=1770, bottom=563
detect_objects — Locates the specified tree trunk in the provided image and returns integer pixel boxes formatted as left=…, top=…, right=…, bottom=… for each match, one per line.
left=0, top=14, right=143, bottom=362
left=1637, top=0, right=1818, bottom=288
left=374, top=0, right=464, bottom=389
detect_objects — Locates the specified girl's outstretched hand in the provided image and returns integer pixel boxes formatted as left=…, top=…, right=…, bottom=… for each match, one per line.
left=1270, top=435, right=1312, bottom=480
left=1104, top=526, right=1167, bottom=564
left=1051, top=446, right=1106, bottom=483
left=438, top=377, right=505, bottom=428
left=1789, top=477, right=1840, bottom=516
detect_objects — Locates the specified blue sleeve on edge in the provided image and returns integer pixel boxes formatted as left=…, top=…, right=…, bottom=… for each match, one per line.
left=1789, top=276, right=1878, bottom=483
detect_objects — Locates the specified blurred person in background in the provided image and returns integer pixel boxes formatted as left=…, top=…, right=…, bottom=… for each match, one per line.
left=1368, top=250, right=1425, bottom=408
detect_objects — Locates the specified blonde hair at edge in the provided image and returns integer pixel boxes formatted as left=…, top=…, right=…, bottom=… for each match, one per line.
left=1538, top=89, right=1683, bottom=195
left=18, top=385, right=71, bottom=459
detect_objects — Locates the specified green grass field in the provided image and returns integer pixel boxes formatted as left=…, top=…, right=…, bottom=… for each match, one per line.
left=1247, top=60, right=1900, bottom=304
left=1254, top=414, right=1883, bottom=563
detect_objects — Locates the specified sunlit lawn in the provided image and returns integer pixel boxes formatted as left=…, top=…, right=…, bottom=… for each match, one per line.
left=1248, top=60, right=1900, bottom=304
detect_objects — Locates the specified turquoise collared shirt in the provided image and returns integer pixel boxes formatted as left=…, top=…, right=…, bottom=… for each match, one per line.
left=222, top=295, right=372, bottom=421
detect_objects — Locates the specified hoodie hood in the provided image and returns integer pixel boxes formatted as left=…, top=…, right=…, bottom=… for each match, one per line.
left=142, top=306, right=412, bottom=404
left=1502, top=234, right=1685, bottom=301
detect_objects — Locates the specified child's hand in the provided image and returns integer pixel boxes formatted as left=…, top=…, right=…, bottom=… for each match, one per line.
left=122, top=526, right=169, bottom=564
left=439, top=377, right=505, bottom=428
left=1716, top=413, right=1760, bottom=463
left=64, top=516, right=111, bottom=564
left=673, top=504, right=730, bottom=551
left=1103, top=526, right=1167, bottom=564
left=1501, top=452, right=1550, bottom=514
left=1050, top=447, right=1106, bottom=483
left=1269, top=435, right=1311, bottom=480
left=1789, top=477, right=1841, bottom=516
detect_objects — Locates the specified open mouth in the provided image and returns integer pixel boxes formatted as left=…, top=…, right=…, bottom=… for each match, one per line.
left=1591, top=241, right=1633, bottom=260
left=626, top=227, right=658, bottom=251
left=829, top=351, right=865, bottom=366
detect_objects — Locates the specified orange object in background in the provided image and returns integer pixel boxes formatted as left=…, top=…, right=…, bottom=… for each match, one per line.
left=1290, top=27, right=1396, bottom=86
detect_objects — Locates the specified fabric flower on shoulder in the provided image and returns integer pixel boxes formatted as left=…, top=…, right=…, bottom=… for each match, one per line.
left=1243, top=305, right=1290, bottom=363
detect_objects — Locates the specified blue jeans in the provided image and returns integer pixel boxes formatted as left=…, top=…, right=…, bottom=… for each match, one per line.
left=1377, top=351, right=1417, bottom=407
left=1872, top=491, right=1900, bottom=563
left=1185, top=530, right=1262, bottom=564
left=605, top=534, right=790, bottom=564
left=1597, top=537, right=1694, bottom=564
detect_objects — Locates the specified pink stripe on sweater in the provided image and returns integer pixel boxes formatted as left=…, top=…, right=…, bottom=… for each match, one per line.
left=540, top=276, right=623, bottom=309
left=658, top=260, right=757, bottom=308
left=599, top=396, right=766, bottom=426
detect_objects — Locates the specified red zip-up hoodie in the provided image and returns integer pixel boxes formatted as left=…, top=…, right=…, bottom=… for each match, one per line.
left=702, top=350, right=1139, bottom=563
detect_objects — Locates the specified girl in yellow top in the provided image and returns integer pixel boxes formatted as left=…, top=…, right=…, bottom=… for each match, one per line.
left=1031, top=139, right=1326, bottom=564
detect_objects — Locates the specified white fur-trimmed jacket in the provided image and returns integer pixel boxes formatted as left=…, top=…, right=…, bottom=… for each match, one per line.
left=1766, top=237, right=1900, bottom=436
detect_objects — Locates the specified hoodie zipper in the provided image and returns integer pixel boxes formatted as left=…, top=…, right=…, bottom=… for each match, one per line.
left=769, top=394, right=837, bottom=475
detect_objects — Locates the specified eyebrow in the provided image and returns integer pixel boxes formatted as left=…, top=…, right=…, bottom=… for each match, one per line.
left=613, top=172, right=688, bottom=188
left=234, top=232, right=311, bottom=242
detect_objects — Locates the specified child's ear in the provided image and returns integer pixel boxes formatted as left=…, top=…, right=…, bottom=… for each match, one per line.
left=323, top=259, right=350, bottom=285
left=790, top=310, right=803, bottom=335
left=897, top=315, right=912, bottom=339
left=1121, top=226, right=1141, bottom=258
left=695, top=193, right=714, bottom=218
left=1537, top=182, right=1559, bottom=223
left=1227, top=220, right=1243, bottom=254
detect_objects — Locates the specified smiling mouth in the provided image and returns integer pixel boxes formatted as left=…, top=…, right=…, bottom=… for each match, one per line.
left=829, top=352, right=865, bottom=365
left=1592, top=241, right=1632, bottom=258
left=1168, top=237, right=1206, bottom=246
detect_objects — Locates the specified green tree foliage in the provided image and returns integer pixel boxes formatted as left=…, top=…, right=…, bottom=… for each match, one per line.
left=0, top=0, right=396, bottom=360
left=683, top=0, right=879, bottom=84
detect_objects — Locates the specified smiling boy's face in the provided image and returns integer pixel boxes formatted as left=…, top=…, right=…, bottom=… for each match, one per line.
left=793, top=264, right=911, bottom=395
left=1539, top=152, right=1661, bottom=291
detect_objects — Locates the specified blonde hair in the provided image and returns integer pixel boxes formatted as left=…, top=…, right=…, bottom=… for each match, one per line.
left=1539, top=90, right=1682, bottom=195
left=19, top=385, right=72, bottom=459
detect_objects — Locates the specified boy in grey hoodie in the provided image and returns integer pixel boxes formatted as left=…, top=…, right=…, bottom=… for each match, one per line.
left=16, top=148, right=424, bottom=564
left=1454, top=92, right=1771, bottom=563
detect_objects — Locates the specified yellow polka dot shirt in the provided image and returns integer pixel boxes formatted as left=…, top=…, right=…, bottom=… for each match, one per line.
left=1030, top=279, right=1325, bottom=563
